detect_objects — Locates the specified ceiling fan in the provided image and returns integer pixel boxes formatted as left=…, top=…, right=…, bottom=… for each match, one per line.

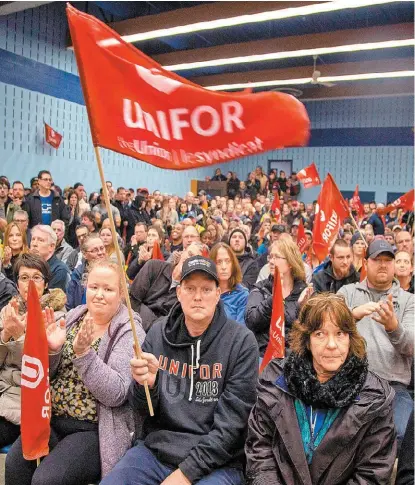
left=311, top=55, right=335, bottom=87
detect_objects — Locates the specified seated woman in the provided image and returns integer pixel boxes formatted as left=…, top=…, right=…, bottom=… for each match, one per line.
left=99, top=227, right=125, bottom=265
left=126, top=225, right=168, bottom=281
left=5, top=258, right=146, bottom=485
left=351, top=232, right=366, bottom=273
left=210, top=243, right=249, bottom=325
left=0, top=253, right=66, bottom=449
left=395, top=250, right=414, bottom=293
left=1, top=222, right=29, bottom=282
left=245, top=293, right=397, bottom=484
left=246, top=238, right=307, bottom=357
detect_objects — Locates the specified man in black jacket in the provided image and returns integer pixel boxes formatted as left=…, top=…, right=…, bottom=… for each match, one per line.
left=26, top=170, right=70, bottom=228
left=228, top=228, right=259, bottom=290
left=102, top=256, right=258, bottom=485
left=312, top=238, right=359, bottom=294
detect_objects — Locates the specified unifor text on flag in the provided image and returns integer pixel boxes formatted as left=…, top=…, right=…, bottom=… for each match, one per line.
left=66, top=4, right=310, bottom=170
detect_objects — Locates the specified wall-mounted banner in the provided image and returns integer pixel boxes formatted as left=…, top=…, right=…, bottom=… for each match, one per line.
left=44, top=123, right=62, bottom=149
left=66, top=4, right=310, bottom=171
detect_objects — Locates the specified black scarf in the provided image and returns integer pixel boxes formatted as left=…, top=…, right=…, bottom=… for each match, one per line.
left=284, top=351, right=368, bottom=408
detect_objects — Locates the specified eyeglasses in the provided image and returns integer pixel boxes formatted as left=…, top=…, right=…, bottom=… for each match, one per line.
left=86, top=246, right=106, bottom=254
left=268, top=254, right=287, bottom=261
left=18, top=274, right=45, bottom=283
left=40, top=177, right=52, bottom=182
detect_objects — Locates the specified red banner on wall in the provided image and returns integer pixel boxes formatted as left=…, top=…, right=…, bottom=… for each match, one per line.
left=296, top=162, right=321, bottom=188
left=66, top=4, right=310, bottom=171
left=44, top=123, right=62, bottom=149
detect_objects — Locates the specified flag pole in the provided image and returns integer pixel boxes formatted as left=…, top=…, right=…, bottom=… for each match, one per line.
left=93, top=146, right=154, bottom=416
left=348, top=209, right=368, bottom=248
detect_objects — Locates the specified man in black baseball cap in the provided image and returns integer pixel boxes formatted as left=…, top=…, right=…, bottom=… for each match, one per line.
left=114, top=255, right=258, bottom=485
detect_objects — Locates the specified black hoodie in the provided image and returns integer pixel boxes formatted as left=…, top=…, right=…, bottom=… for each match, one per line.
left=129, top=300, right=258, bottom=482
left=312, top=260, right=359, bottom=294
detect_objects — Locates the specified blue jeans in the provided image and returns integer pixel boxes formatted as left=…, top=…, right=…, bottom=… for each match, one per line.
left=391, top=382, right=414, bottom=447
left=100, top=441, right=245, bottom=485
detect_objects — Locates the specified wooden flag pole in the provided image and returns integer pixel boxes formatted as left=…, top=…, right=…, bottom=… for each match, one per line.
left=93, top=146, right=154, bottom=416
left=348, top=209, right=368, bottom=248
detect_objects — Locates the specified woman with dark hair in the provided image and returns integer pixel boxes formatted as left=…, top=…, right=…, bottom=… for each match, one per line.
left=88, top=192, right=99, bottom=208
left=5, top=259, right=145, bottom=484
left=210, top=243, right=249, bottom=324
left=351, top=232, right=366, bottom=273
left=66, top=190, right=81, bottom=248
left=246, top=293, right=397, bottom=484
left=1, top=222, right=29, bottom=282
left=0, top=253, right=66, bottom=449
left=177, top=202, right=189, bottom=222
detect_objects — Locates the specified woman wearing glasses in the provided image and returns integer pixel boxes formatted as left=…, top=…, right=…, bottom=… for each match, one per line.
left=0, top=253, right=66, bottom=449
left=5, top=258, right=145, bottom=485
left=245, top=238, right=307, bottom=357
left=1, top=222, right=29, bottom=282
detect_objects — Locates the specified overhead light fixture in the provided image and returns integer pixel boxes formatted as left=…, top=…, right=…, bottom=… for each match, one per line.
left=120, top=0, right=404, bottom=43
left=165, top=39, right=415, bottom=71
left=205, top=70, right=415, bottom=91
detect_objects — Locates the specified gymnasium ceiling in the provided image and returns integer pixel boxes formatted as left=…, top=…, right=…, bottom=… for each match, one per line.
left=2, top=0, right=414, bottom=100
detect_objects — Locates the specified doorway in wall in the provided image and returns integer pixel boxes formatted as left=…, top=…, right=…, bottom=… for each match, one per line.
left=268, top=160, right=293, bottom=177
left=341, top=191, right=375, bottom=203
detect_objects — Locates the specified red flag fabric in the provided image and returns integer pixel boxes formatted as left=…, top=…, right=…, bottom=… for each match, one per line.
left=271, top=196, right=281, bottom=222
left=296, top=162, right=321, bottom=188
left=360, top=259, right=367, bottom=282
left=44, top=123, right=62, bottom=149
left=312, top=174, right=350, bottom=262
left=296, top=219, right=307, bottom=254
left=21, top=281, right=50, bottom=460
left=66, top=5, right=310, bottom=170
left=350, top=185, right=365, bottom=219
left=260, top=266, right=285, bottom=373
left=151, top=240, right=164, bottom=260
left=201, top=246, right=210, bottom=258
left=376, top=189, right=415, bottom=216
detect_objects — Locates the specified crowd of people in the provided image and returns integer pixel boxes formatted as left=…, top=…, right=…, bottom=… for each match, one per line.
left=0, top=166, right=413, bottom=485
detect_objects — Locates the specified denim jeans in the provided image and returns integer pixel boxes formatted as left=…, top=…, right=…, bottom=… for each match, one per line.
left=391, top=382, right=414, bottom=448
left=100, top=440, right=245, bottom=485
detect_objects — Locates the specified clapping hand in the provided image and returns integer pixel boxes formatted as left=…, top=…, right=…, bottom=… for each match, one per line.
left=138, top=245, right=151, bottom=263
left=299, top=285, right=314, bottom=307
left=2, top=246, right=12, bottom=266
left=73, top=315, right=94, bottom=357
left=43, top=307, right=66, bottom=352
left=2, top=299, right=25, bottom=341
left=372, top=294, right=398, bottom=332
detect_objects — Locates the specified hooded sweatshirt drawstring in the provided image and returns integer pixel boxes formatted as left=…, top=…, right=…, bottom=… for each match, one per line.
left=188, top=339, right=201, bottom=402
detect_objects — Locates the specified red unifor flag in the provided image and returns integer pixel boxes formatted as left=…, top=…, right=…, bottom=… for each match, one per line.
left=21, top=281, right=51, bottom=460
left=151, top=240, right=164, bottom=260
left=297, top=219, right=307, bottom=254
left=376, top=189, right=415, bottom=216
left=360, top=259, right=367, bottom=282
left=44, top=123, right=62, bottom=149
left=296, top=162, right=321, bottom=188
left=350, top=185, right=364, bottom=219
left=313, top=174, right=350, bottom=262
left=66, top=4, right=310, bottom=170
left=260, top=266, right=285, bottom=373
left=271, top=195, right=281, bottom=222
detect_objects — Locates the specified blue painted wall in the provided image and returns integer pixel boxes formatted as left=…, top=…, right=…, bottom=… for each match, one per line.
left=0, top=3, right=413, bottom=202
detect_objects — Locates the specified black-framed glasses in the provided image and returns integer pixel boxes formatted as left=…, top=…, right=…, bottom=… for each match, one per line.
left=18, top=274, right=45, bottom=283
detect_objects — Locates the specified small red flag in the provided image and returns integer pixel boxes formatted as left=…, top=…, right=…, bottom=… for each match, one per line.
left=44, top=123, right=62, bottom=149
left=296, top=162, right=321, bottom=188
left=376, top=189, right=415, bottom=216
left=360, top=259, right=367, bottom=282
left=21, top=281, right=50, bottom=460
left=202, top=246, right=210, bottom=258
left=297, top=219, right=307, bottom=254
left=151, top=240, right=164, bottom=260
left=271, top=195, right=281, bottom=222
left=312, top=174, right=350, bottom=262
left=260, top=266, right=285, bottom=373
left=350, top=185, right=365, bottom=219
left=66, top=5, right=310, bottom=170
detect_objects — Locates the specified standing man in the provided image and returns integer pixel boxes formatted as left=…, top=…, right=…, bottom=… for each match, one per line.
left=102, top=256, right=258, bottom=485
left=73, top=182, right=90, bottom=215
left=395, top=231, right=414, bottom=256
left=30, top=225, right=70, bottom=291
left=5, top=181, right=29, bottom=223
left=0, top=178, right=10, bottom=232
left=338, top=240, right=414, bottom=446
left=51, top=219, right=73, bottom=265
left=26, top=170, right=70, bottom=228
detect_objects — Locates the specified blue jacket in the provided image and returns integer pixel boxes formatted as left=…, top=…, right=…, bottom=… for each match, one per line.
left=221, top=284, right=249, bottom=325
left=66, top=261, right=86, bottom=310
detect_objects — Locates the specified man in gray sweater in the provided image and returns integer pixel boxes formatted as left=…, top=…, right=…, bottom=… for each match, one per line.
left=338, top=239, right=414, bottom=446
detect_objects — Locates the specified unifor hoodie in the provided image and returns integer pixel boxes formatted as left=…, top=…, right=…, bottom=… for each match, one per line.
left=129, top=300, right=259, bottom=482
